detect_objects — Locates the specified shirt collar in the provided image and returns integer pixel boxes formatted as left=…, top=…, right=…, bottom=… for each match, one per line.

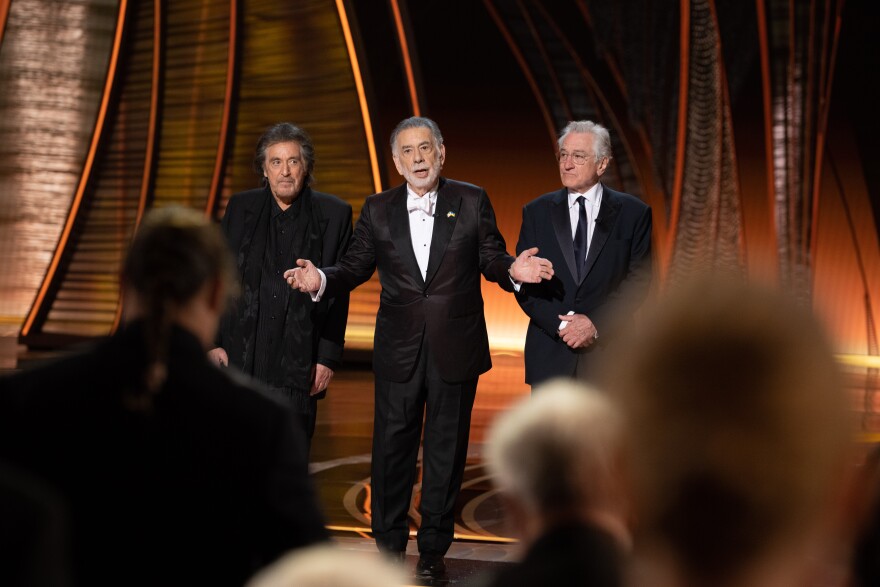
left=406, top=184, right=439, bottom=202
left=568, top=182, right=603, bottom=208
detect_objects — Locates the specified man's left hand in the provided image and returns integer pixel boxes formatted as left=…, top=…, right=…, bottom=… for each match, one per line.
left=558, top=313, right=598, bottom=349
left=310, top=363, right=334, bottom=396
left=510, top=247, right=554, bottom=283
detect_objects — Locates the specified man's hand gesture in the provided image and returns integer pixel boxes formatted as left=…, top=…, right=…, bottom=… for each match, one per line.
left=510, top=247, right=554, bottom=283
left=284, top=259, right=321, bottom=293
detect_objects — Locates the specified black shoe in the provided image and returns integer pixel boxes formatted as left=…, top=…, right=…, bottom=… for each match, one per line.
left=416, top=554, right=447, bottom=580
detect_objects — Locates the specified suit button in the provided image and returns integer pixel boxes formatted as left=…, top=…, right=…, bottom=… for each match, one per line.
left=424, top=293, right=429, bottom=298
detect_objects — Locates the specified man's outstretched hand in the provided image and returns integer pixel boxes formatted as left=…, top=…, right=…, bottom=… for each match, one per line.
left=510, top=247, right=554, bottom=283
left=284, top=259, right=321, bottom=293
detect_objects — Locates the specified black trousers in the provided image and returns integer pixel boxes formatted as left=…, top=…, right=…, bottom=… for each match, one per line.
left=370, top=336, right=478, bottom=556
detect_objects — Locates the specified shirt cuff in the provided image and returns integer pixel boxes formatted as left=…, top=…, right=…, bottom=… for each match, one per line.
left=312, top=269, right=327, bottom=302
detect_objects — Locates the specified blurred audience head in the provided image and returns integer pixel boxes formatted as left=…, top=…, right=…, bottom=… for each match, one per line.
left=613, top=277, right=854, bottom=585
left=487, top=377, right=629, bottom=547
left=121, top=205, right=236, bottom=391
left=245, top=545, right=405, bottom=587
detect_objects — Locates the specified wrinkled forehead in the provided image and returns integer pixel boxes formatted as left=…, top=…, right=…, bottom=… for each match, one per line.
left=264, top=140, right=303, bottom=159
left=394, top=126, right=436, bottom=150
left=560, top=132, right=596, bottom=152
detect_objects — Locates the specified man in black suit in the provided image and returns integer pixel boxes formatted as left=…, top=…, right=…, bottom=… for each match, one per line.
left=0, top=207, right=328, bottom=587
left=210, top=123, right=352, bottom=445
left=516, top=120, right=652, bottom=386
left=285, top=117, right=553, bottom=579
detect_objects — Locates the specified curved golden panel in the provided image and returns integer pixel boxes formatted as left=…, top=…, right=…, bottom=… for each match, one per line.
left=220, top=0, right=379, bottom=347
left=0, top=0, right=120, bottom=339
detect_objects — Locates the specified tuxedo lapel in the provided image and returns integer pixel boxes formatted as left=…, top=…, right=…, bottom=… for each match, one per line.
left=386, top=184, right=425, bottom=285
left=582, top=186, right=622, bottom=280
left=551, top=189, right=579, bottom=282
left=425, top=179, right=460, bottom=287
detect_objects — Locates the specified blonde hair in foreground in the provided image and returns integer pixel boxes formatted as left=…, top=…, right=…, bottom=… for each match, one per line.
left=246, top=545, right=407, bottom=587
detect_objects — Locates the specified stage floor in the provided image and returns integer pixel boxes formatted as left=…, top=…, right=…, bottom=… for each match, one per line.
left=310, top=352, right=529, bottom=584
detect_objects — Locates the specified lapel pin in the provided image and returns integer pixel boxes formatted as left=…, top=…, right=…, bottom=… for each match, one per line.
left=447, top=211, right=456, bottom=218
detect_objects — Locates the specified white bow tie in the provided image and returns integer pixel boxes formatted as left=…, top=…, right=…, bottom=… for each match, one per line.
left=407, top=195, right=434, bottom=216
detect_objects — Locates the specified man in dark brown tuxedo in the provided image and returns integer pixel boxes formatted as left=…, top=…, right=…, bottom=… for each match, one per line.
left=285, top=116, right=553, bottom=580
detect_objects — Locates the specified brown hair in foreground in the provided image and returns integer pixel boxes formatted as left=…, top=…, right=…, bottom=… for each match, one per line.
left=611, top=277, right=854, bottom=584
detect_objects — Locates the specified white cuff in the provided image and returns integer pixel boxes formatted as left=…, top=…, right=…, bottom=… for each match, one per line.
left=311, top=269, right=327, bottom=302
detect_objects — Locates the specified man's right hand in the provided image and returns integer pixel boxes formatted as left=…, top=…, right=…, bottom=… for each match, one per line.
left=208, top=347, right=228, bottom=367
left=284, top=259, right=321, bottom=293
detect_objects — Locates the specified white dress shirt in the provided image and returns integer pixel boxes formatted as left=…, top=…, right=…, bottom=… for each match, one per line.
left=568, top=182, right=603, bottom=260
left=559, top=183, right=602, bottom=333
left=312, top=184, right=438, bottom=300
left=406, top=187, right=437, bottom=281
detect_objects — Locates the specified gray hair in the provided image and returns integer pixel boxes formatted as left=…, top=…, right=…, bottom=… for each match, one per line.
left=390, top=116, right=443, bottom=155
left=487, top=378, right=622, bottom=517
left=253, top=122, right=316, bottom=187
left=558, top=120, right=613, bottom=161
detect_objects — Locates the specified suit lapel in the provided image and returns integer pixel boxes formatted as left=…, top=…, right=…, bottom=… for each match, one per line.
left=582, top=185, right=621, bottom=281
left=551, top=189, right=579, bottom=282
left=425, top=178, right=460, bottom=287
left=387, top=184, right=426, bottom=285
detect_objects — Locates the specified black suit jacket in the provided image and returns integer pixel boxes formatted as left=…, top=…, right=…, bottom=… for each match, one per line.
left=218, top=186, right=352, bottom=392
left=0, top=323, right=328, bottom=587
left=516, top=185, right=652, bottom=385
left=323, top=178, right=515, bottom=383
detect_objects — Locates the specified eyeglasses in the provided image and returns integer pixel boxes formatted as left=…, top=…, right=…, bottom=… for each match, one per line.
left=556, top=151, right=594, bottom=165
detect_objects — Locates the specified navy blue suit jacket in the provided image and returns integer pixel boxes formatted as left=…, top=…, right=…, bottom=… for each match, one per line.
left=516, top=184, right=652, bottom=385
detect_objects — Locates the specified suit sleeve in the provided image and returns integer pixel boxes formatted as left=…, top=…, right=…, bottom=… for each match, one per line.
left=589, top=204, right=653, bottom=336
left=477, top=189, right=516, bottom=290
left=324, top=198, right=378, bottom=298
left=515, top=204, right=570, bottom=336
left=315, top=203, right=353, bottom=370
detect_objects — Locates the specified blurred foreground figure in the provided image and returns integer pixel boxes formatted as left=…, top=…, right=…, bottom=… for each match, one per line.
left=247, top=544, right=405, bottom=587
left=470, top=378, right=628, bottom=587
left=0, top=206, right=327, bottom=587
left=613, top=278, right=855, bottom=587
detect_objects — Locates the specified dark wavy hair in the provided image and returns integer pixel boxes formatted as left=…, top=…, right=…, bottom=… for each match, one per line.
left=253, top=122, right=316, bottom=187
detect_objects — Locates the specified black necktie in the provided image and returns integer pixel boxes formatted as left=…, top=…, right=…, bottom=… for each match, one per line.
left=573, top=196, right=588, bottom=280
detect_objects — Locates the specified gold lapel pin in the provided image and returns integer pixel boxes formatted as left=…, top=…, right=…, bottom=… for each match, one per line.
left=447, top=211, right=456, bottom=218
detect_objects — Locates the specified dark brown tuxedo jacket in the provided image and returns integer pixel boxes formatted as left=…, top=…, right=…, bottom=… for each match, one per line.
left=323, top=178, right=515, bottom=383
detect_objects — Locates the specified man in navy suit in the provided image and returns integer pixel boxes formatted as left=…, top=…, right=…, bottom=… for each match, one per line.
left=516, top=120, right=653, bottom=387
left=285, top=117, right=553, bottom=580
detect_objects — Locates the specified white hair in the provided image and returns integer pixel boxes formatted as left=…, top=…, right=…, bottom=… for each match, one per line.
left=558, top=120, right=613, bottom=161
left=486, top=378, right=622, bottom=516
left=246, top=545, right=406, bottom=587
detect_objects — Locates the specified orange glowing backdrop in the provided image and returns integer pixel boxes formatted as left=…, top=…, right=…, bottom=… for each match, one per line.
left=0, top=0, right=877, bottom=396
